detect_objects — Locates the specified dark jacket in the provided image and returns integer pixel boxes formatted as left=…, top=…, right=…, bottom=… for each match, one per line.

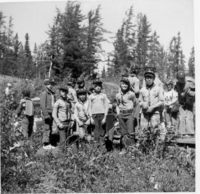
left=40, top=89, right=56, bottom=119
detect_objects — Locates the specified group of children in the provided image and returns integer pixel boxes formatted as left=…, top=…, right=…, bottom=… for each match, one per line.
left=13, top=66, right=195, bottom=152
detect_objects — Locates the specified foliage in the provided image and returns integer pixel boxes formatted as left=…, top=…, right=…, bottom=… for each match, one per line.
left=188, top=47, right=195, bottom=78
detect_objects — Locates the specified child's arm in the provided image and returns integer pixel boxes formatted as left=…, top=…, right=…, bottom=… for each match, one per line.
left=40, top=91, right=49, bottom=119
left=52, top=100, right=63, bottom=128
left=74, top=104, right=82, bottom=125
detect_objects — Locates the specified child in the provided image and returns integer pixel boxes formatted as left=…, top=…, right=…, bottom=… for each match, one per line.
left=116, top=77, right=136, bottom=151
left=164, top=79, right=178, bottom=133
left=88, top=79, right=109, bottom=143
left=74, top=89, right=90, bottom=139
left=40, top=78, right=56, bottom=149
left=139, top=69, right=164, bottom=135
left=52, top=86, right=71, bottom=150
left=15, top=89, right=34, bottom=141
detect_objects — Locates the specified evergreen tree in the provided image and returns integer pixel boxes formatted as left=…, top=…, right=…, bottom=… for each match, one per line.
left=188, top=47, right=195, bottom=78
left=24, top=33, right=31, bottom=58
left=101, top=65, right=106, bottom=78
left=59, top=1, right=86, bottom=79
left=83, top=5, right=108, bottom=76
left=168, top=32, right=185, bottom=77
left=135, top=13, right=152, bottom=69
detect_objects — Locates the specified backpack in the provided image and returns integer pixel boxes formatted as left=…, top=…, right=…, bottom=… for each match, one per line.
left=24, top=98, right=34, bottom=116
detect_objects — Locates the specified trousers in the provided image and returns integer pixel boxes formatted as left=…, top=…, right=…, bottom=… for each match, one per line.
left=118, top=112, right=135, bottom=147
left=177, top=104, right=195, bottom=135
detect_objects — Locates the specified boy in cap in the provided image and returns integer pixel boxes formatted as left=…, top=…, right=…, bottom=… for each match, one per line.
left=174, top=70, right=195, bottom=137
left=53, top=86, right=71, bottom=150
left=74, top=89, right=90, bottom=139
left=164, top=79, right=178, bottom=133
left=40, top=78, right=56, bottom=149
left=139, top=69, right=164, bottom=135
left=88, top=79, right=109, bottom=143
left=116, top=77, right=136, bottom=151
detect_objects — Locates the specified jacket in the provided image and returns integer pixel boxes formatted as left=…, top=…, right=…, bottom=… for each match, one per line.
left=40, top=89, right=56, bottom=119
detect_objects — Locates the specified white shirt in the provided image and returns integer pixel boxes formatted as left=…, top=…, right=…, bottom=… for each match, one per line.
left=164, top=89, right=178, bottom=106
left=5, top=87, right=11, bottom=95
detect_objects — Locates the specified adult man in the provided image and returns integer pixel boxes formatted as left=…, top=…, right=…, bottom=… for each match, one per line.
left=139, top=69, right=164, bottom=135
left=174, top=70, right=195, bottom=137
left=40, top=78, right=56, bottom=149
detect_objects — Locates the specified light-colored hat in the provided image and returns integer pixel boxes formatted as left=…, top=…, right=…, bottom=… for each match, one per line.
left=7, top=83, right=12, bottom=87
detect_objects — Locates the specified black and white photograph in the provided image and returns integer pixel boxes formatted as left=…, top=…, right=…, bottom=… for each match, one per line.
left=0, top=0, right=198, bottom=193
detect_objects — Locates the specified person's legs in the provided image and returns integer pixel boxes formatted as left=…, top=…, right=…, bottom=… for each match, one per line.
left=58, top=128, right=66, bottom=150
left=185, top=105, right=195, bottom=135
left=165, top=109, right=172, bottom=129
left=178, top=106, right=186, bottom=135
left=92, top=114, right=105, bottom=142
left=126, top=113, right=135, bottom=144
left=42, top=113, right=53, bottom=145
left=150, top=113, right=160, bottom=133
left=171, top=112, right=178, bottom=133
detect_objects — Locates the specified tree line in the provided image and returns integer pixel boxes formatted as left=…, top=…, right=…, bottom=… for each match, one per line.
left=0, top=2, right=195, bottom=81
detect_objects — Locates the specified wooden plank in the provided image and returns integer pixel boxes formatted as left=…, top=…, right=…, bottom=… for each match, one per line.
left=171, top=137, right=195, bottom=144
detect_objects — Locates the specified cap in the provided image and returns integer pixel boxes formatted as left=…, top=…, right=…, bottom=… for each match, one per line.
left=77, top=89, right=87, bottom=95
left=58, top=86, right=68, bottom=92
left=144, top=69, right=155, bottom=78
left=120, top=77, right=130, bottom=85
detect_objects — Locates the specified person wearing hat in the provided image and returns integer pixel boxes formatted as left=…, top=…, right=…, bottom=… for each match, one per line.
left=164, top=78, right=178, bottom=133
left=76, top=77, right=85, bottom=90
left=88, top=79, right=109, bottom=143
left=74, top=89, right=90, bottom=140
left=139, top=69, right=164, bottom=136
left=52, top=86, right=71, bottom=150
left=5, top=82, right=12, bottom=96
left=174, top=70, right=195, bottom=137
left=116, top=77, right=136, bottom=153
left=40, top=78, right=56, bottom=149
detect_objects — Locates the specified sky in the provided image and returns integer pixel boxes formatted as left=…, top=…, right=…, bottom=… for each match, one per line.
left=0, top=0, right=196, bottom=71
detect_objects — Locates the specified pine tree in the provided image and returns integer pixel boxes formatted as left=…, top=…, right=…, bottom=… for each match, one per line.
left=101, top=65, right=106, bottom=78
left=83, top=5, right=108, bottom=76
left=188, top=47, right=195, bottom=78
left=24, top=33, right=31, bottom=58
left=135, top=13, right=152, bottom=69
left=60, top=1, right=86, bottom=78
